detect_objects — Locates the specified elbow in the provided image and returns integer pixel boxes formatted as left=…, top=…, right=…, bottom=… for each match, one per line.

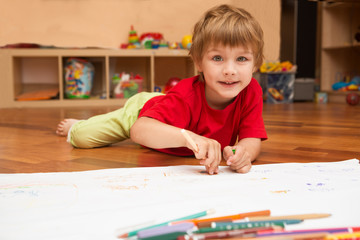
left=130, top=120, right=141, bottom=144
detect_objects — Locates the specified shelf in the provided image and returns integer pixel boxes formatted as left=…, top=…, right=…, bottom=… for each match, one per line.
left=0, top=49, right=196, bottom=108
left=320, top=2, right=360, bottom=102
left=326, top=90, right=360, bottom=103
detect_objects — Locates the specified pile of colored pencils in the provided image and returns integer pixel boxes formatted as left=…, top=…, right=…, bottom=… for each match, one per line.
left=117, top=209, right=360, bottom=240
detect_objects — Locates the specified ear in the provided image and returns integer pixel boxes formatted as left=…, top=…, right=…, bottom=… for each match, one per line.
left=194, top=60, right=203, bottom=73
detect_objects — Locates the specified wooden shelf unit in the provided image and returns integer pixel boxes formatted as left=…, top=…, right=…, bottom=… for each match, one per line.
left=0, top=49, right=196, bottom=108
left=320, top=2, right=360, bottom=102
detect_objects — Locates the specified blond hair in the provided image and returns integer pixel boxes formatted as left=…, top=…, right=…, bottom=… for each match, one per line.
left=190, top=4, right=264, bottom=69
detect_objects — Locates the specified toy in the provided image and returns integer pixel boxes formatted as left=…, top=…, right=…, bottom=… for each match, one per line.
left=64, top=58, right=94, bottom=99
left=164, top=77, right=181, bottom=93
left=140, top=32, right=164, bottom=49
left=260, top=61, right=297, bottom=73
left=332, top=76, right=360, bottom=91
left=346, top=92, right=360, bottom=106
left=127, top=25, right=140, bottom=49
left=169, top=42, right=181, bottom=49
left=315, top=92, right=328, bottom=103
left=181, top=35, right=192, bottom=50
left=154, top=86, right=162, bottom=92
left=120, top=26, right=141, bottom=49
left=112, top=72, right=143, bottom=98
left=268, top=88, right=284, bottom=101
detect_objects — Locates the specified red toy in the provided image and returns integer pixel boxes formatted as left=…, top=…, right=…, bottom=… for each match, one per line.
left=346, top=92, right=360, bottom=106
left=164, top=77, right=181, bottom=93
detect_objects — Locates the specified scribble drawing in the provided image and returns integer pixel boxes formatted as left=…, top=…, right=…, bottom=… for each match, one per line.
left=306, top=182, right=334, bottom=192
left=0, top=183, right=79, bottom=209
left=270, top=190, right=290, bottom=194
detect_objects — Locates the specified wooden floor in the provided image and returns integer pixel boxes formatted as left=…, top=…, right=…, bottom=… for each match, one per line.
left=0, top=102, right=359, bottom=173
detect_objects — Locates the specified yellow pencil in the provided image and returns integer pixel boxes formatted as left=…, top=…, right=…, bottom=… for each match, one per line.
left=181, top=129, right=199, bottom=153
left=325, top=231, right=360, bottom=240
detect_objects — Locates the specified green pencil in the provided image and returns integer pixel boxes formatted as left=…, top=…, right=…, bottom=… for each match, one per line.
left=213, top=219, right=303, bottom=228
left=195, top=221, right=286, bottom=233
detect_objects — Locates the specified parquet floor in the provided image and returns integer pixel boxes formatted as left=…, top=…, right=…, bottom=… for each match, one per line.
left=0, top=102, right=359, bottom=173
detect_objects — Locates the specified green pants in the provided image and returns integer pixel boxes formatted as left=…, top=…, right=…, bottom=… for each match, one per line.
left=68, top=92, right=164, bottom=148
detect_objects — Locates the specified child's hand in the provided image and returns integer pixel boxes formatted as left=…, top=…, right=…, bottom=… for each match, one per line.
left=183, top=131, right=222, bottom=175
left=223, top=145, right=252, bottom=173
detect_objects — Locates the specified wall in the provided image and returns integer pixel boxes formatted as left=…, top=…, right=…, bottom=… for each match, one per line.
left=0, top=0, right=280, bottom=61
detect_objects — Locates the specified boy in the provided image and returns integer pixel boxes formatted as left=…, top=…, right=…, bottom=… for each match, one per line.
left=57, top=4, right=267, bottom=175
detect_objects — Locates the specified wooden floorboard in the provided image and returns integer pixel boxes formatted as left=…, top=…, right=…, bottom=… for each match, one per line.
left=0, top=102, right=359, bottom=173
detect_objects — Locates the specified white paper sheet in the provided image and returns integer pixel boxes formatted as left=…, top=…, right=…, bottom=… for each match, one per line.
left=1, top=159, right=359, bottom=240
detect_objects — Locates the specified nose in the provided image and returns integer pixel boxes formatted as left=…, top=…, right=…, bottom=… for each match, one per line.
left=223, top=61, right=236, bottom=76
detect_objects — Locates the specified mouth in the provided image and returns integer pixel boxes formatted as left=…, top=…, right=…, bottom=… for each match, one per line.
left=219, top=81, right=239, bottom=86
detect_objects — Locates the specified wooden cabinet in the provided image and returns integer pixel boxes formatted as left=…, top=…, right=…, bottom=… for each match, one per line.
left=320, top=1, right=360, bottom=102
left=0, top=49, right=195, bottom=108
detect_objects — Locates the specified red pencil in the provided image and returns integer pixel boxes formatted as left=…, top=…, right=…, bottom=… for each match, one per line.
left=257, top=226, right=360, bottom=237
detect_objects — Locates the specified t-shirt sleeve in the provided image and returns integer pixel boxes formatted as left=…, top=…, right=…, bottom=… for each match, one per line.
left=138, top=93, right=191, bottom=129
left=238, top=83, right=268, bottom=141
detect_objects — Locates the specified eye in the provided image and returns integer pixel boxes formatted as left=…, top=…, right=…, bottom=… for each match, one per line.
left=212, top=55, right=223, bottom=61
left=237, top=56, right=247, bottom=62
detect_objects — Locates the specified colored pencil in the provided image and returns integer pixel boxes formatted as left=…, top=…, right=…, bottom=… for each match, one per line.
left=258, top=226, right=360, bottom=237
left=212, top=219, right=303, bottom=228
left=137, top=222, right=195, bottom=239
left=235, top=232, right=328, bottom=240
left=194, top=221, right=286, bottom=234
left=117, top=209, right=214, bottom=238
left=325, top=231, right=360, bottom=240
left=177, top=226, right=279, bottom=240
left=248, top=213, right=331, bottom=221
left=140, top=231, right=187, bottom=240
left=181, top=129, right=199, bottom=153
left=183, top=210, right=271, bottom=227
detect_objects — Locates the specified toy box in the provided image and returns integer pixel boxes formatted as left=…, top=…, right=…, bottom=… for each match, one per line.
left=259, top=73, right=295, bottom=103
left=64, top=58, right=94, bottom=99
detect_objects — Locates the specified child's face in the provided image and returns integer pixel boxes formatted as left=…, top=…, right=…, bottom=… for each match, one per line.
left=196, top=44, right=256, bottom=110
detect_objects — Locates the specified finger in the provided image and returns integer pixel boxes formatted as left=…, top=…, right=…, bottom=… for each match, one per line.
left=230, top=152, right=251, bottom=172
left=227, top=147, right=242, bottom=165
left=236, top=163, right=252, bottom=173
left=208, top=143, right=222, bottom=175
left=223, top=146, right=233, bottom=160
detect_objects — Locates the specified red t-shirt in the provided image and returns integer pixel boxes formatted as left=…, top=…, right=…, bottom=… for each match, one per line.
left=138, top=75, right=267, bottom=156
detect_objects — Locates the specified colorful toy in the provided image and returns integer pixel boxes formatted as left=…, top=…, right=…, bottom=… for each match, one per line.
left=64, top=58, right=94, bottom=99
left=181, top=35, right=192, bottom=50
left=260, top=61, right=296, bottom=73
left=127, top=26, right=141, bottom=49
left=332, top=76, right=360, bottom=91
left=268, top=88, right=284, bottom=101
left=260, top=73, right=295, bottom=103
left=140, top=32, right=164, bottom=49
left=164, top=77, right=181, bottom=93
left=169, top=42, right=181, bottom=49
left=346, top=92, right=360, bottom=106
left=154, top=86, right=162, bottom=92
left=315, top=92, right=328, bottom=103
left=112, top=72, right=143, bottom=98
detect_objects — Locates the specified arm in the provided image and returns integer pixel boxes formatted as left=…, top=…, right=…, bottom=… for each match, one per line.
left=130, top=117, right=187, bottom=149
left=130, top=117, right=222, bottom=174
left=223, top=138, right=261, bottom=173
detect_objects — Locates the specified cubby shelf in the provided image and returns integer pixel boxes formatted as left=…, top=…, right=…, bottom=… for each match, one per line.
left=0, top=49, right=196, bottom=108
left=320, top=2, right=360, bottom=102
